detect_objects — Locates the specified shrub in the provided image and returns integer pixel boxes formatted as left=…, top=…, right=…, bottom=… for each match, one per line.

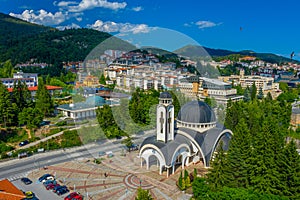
left=56, top=121, right=67, bottom=126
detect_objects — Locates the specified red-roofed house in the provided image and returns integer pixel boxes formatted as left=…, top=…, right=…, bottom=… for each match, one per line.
left=7, top=85, right=63, bottom=97
left=0, top=179, right=26, bottom=200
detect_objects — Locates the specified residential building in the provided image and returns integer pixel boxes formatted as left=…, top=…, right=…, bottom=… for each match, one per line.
left=7, top=85, right=63, bottom=98
left=198, top=77, right=243, bottom=104
left=57, top=95, right=119, bottom=120
left=178, top=76, right=243, bottom=104
left=0, top=72, right=38, bottom=88
left=83, top=75, right=99, bottom=87
left=291, top=107, right=300, bottom=128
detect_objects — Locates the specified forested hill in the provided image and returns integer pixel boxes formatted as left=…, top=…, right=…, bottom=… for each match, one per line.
left=174, top=45, right=299, bottom=64
left=0, top=12, right=52, bottom=46
left=0, top=13, right=134, bottom=70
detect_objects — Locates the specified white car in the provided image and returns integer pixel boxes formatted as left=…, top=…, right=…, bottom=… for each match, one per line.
left=41, top=176, right=54, bottom=183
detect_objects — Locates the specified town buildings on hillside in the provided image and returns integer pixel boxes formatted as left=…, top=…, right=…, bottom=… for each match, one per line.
left=0, top=72, right=38, bottom=88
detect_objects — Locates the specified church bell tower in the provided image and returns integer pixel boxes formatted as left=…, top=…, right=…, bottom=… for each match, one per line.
left=156, top=92, right=174, bottom=143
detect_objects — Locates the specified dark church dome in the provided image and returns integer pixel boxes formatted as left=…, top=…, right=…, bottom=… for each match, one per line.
left=177, top=101, right=216, bottom=124
left=159, top=92, right=172, bottom=99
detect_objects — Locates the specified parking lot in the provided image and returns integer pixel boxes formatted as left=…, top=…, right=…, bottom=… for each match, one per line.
left=12, top=175, right=72, bottom=200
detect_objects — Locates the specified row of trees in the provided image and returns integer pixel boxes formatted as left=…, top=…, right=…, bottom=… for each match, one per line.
left=0, top=77, right=53, bottom=129
left=201, top=98, right=300, bottom=199
left=96, top=88, right=189, bottom=139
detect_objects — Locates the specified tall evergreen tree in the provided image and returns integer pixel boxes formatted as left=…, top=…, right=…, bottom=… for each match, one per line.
left=250, top=82, right=257, bottom=100
left=266, top=92, right=273, bottom=101
left=12, top=80, right=32, bottom=112
left=0, top=82, right=12, bottom=126
left=35, top=77, right=54, bottom=116
left=206, top=141, right=229, bottom=191
left=135, top=187, right=153, bottom=200
left=249, top=117, right=283, bottom=196
left=257, top=87, right=264, bottom=99
left=99, top=74, right=106, bottom=85
left=280, top=140, right=300, bottom=198
left=243, top=87, right=250, bottom=102
left=225, top=119, right=252, bottom=188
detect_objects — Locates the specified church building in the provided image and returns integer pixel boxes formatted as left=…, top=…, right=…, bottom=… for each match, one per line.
left=139, top=92, right=233, bottom=177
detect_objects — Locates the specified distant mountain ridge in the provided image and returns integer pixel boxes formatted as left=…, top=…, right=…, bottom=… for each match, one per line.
left=0, top=12, right=135, bottom=68
left=174, top=45, right=299, bottom=64
left=0, top=12, right=297, bottom=67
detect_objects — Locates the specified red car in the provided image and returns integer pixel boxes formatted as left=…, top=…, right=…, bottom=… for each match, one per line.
left=46, top=183, right=60, bottom=190
left=64, top=192, right=82, bottom=200
left=72, top=195, right=83, bottom=200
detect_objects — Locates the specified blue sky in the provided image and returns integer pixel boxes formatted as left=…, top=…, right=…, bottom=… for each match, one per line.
left=1, top=0, right=299, bottom=59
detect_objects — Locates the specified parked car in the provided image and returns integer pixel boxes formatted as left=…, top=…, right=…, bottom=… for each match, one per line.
left=116, top=135, right=122, bottom=140
left=98, top=151, right=106, bottom=157
left=38, top=174, right=53, bottom=182
left=21, top=177, right=32, bottom=185
left=42, top=176, right=54, bottom=183
left=18, top=152, right=28, bottom=159
left=25, top=191, right=34, bottom=198
left=71, top=194, right=83, bottom=200
left=43, top=179, right=56, bottom=186
left=19, top=140, right=29, bottom=147
left=64, top=192, right=79, bottom=200
left=46, top=183, right=60, bottom=190
left=53, top=185, right=67, bottom=193
left=56, top=187, right=69, bottom=195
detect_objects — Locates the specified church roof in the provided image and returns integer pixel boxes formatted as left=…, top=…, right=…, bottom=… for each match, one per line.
left=140, top=125, right=232, bottom=167
left=140, top=134, right=192, bottom=166
left=177, top=126, right=231, bottom=166
left=177, top=101, right=216, bottom=124
left=159, top=91, right=172, bottom=99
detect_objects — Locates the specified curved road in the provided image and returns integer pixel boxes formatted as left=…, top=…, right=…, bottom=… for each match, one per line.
left=0, top=131, right=153, bottom=181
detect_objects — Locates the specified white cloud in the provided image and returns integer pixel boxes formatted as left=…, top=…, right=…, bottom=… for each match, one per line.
left=55, top=1, right=78, bottom=7
left=56, top=23, right=81, bottom=30
left=9, top=9, right=66, bottom=25
left=183, top=23, right=192, bottom=27
left=57, top=0, right=127, bottom=12
left=185, top=20, right=221, bottom=29
left=88, top=20, right=154, bottom=34
left=195, top=21, right=218, bottom=29
left=132, top=6, right=143, bottom=12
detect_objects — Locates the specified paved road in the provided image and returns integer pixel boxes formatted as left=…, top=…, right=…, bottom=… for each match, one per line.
left=0, top=130, right=153, bottom=181
left=18, top=124, right=98, bottom=150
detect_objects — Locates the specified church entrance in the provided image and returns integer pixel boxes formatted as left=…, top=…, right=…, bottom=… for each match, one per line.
left=148, top=155, right=160, bottom=170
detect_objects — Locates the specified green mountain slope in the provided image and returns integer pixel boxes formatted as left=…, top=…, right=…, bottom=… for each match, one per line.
left=174, top=45, right=299, bottom=64
left=0, top=13, right=52, bottom=47
left=0, top=13, right=135, bottom=69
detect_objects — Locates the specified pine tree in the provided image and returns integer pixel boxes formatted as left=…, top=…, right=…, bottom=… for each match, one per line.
left=178, top=171, right=183, bottom=190
left=243, top=87, right=250, bottom=102
left=206, top=141, right=229, bottom=191
left=12, top=80, right=32, bottom=112
left=186, top=176, right=191, bottom=188
left=257, top=87, right=264, bottom=99
left=182, top=177, right=186, bottom=190
left=184, top=169, right=189, bottom=180
left=99, top=74, right=106, bottom=85
left=266, top=92, right=273, bottom=101
left=250, top=82, right=257, bottom=100
left=193, top=168, right=197, bottom=178
left=0, top=82, right=12, bottom=126
left=46, top=74, right=51, bottom=85
left=35, top=77, right=54, bottom=117
left=280, top=140, right=300, bottom=198
left=249, top=117, right=283, bottom=196
left=225, top=119, right=252, bottom=188
left=135, top=187, right=153, bottom=200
